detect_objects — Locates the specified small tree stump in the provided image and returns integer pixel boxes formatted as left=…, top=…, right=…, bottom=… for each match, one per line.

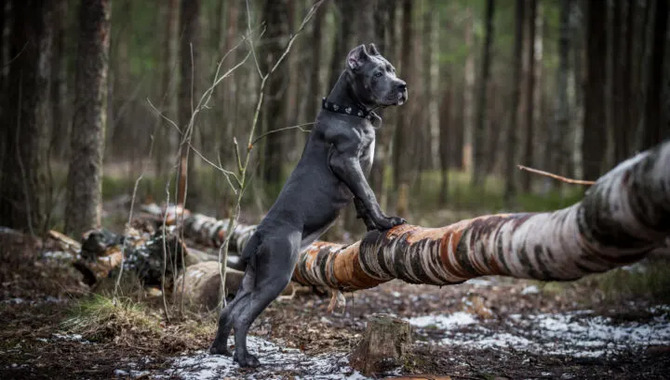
left=349, top=313, right=413, bottom=375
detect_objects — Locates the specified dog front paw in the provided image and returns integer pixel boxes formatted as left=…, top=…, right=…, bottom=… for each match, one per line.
left=372, top=215, right=406, bottom=230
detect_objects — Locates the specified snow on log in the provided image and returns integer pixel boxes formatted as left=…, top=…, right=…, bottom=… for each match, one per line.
left=155, top=142, right=670, bottom=292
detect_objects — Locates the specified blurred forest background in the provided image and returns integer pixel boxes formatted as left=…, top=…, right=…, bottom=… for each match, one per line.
left=0, top=0, right=668, bottom=240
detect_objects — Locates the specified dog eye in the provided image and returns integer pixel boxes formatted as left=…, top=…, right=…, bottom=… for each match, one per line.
left=374, top=72, right=383, bottom=78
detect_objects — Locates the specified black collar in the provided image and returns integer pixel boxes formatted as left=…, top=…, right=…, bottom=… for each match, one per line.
left=322, top=97, right=382, bottom=128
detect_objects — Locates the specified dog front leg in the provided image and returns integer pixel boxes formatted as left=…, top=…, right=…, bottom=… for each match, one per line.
left=354, top=197, right=377, bottom=231
left=330, top=154, right=405, bottom=230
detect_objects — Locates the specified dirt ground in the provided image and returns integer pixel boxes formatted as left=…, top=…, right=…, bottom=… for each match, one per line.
left=1, top=228, right=669, bottom=379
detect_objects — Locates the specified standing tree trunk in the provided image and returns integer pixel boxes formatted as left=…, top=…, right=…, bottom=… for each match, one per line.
left=327, top=0, right=355, bottom=89
left=155, top=0, right=179, bottom=179
left=369, top=0, right=395, bottom=203
left=582, top=0, right=608, bottom=180
left=639, top=0, right=668, bottom=150
left=622, top=0, right=634, bottom=159
left=0, top=0, right=53, bottom=233
left=472, top=0, right=495, bottom=187
left=438, top=89, right=451, bottom=205
left=547, top=0, right=571, bottom=191
left=611, top=0, right=627, bottom=163
left=392, top=0, right=413, bottom=192
left=65, top=0, right=111, bottom=238
left=521, top=0, right=537, bottom=192
left=50, top=0, right=69, bottom=159
left=308, top=0, right=325, bottom=113
left=504, top=0, right=525, bottom=205
left=177, top=0, right=201, bottom=206
left=462, top=7, right=475, bottom=172
left=221, top=0, right=239, bottom=164
left=260, top=0, right=289, bottom=189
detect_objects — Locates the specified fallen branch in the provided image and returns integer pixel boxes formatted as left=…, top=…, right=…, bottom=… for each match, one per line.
left=161, top=142, right=670, bottom=292
left=517, top=164, right=596, bottom=185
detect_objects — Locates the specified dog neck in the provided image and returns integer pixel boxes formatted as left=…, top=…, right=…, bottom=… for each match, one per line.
left=325, top=71, right=374, bottom=112
left=323, top=71, right=382, bottom=128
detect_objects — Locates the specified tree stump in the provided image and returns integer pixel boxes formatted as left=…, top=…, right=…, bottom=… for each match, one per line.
left=349, top=313, right=413, bottom=375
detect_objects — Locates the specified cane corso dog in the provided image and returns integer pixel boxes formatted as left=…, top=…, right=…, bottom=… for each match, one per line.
left=209, top=43, right=408, bottom=367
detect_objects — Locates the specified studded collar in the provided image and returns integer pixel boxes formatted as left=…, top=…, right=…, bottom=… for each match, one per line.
left=321, top=97, right=382, bottom=128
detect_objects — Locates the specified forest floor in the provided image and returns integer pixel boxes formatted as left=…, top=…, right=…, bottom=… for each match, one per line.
left=1, top=227, right=670, bottom=380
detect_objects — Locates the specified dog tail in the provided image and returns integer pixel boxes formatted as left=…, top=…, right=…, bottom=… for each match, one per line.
left=240, top=232, right=262, bottom=261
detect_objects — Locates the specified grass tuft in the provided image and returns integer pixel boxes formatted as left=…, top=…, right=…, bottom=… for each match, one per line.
left=62, top=294, right=160, bottom=343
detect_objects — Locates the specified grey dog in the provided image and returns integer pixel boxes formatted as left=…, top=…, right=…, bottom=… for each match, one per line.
left=209, top=44, right=408, bottom=367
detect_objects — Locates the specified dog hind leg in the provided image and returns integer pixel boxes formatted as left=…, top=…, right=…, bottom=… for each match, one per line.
left=232, top=233, right=300, bottom=367
left=209, top=244, right=259, bottom=355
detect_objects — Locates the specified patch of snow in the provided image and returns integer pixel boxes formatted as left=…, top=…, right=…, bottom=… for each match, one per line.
left=162, top=336, right=371, bottom=379
left=52, top=333, right=92, bottom=344
left=408, top=312, right=477, bottom=329
left=412, top=307, right=670, bottom=359
left=521, top=285, right=540, bottom=295
left=464, top=278, right=493, bottom=287
left=41, top=250, right=74, bottom=260
left=1, top=298, right=25, bottom=304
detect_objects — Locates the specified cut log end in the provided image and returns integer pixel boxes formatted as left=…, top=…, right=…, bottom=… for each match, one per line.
left=349, top=313, right=413, bottom=376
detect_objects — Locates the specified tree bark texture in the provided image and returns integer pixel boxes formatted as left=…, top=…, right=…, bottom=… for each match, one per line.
left=65, top=0, right=111, bottom=238
left=349, top=314, right=412, bottom=376
left=0, top=0, right=53, bottom=232
left=165, top=141, right=670, bottom=292
left=472, top=0, right=494, bottom=187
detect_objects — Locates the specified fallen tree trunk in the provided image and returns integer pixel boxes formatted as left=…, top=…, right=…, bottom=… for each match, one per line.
left=166, top=141, right=670, bottom=292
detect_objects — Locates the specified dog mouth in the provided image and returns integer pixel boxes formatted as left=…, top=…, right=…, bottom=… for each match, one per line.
left=396, top=91, right=408, bottom=105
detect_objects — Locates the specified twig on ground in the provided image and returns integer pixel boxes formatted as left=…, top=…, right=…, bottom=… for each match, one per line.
left=517, top=165, right=595, bottom=185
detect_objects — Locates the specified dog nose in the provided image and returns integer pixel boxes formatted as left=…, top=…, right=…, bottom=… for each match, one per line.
left=397, top=82, right=407, bottom=91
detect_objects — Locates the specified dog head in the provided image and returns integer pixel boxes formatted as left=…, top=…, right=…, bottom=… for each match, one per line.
left=346, top=44, right=408, bottom=107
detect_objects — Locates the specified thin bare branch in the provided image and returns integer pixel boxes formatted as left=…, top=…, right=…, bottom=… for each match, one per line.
left=189, top=142, right=240, bottom=191
left=267, top=0, right=325, bottom=76
left=517, top=165, right=596, bottom=185
left=250, top=122, right=314, bottom=146
left=246, top=0, right=263, bottom=78
left=146, top=98, right=182, bottom=134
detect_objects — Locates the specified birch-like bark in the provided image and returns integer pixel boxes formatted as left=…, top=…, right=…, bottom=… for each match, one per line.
left=170, top=142, right=670, bottom=292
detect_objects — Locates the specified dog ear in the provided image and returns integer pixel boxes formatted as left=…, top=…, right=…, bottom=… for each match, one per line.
left=346, top=45, right=369, bottom=71
left=368, top=43, right=380, bottom=56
